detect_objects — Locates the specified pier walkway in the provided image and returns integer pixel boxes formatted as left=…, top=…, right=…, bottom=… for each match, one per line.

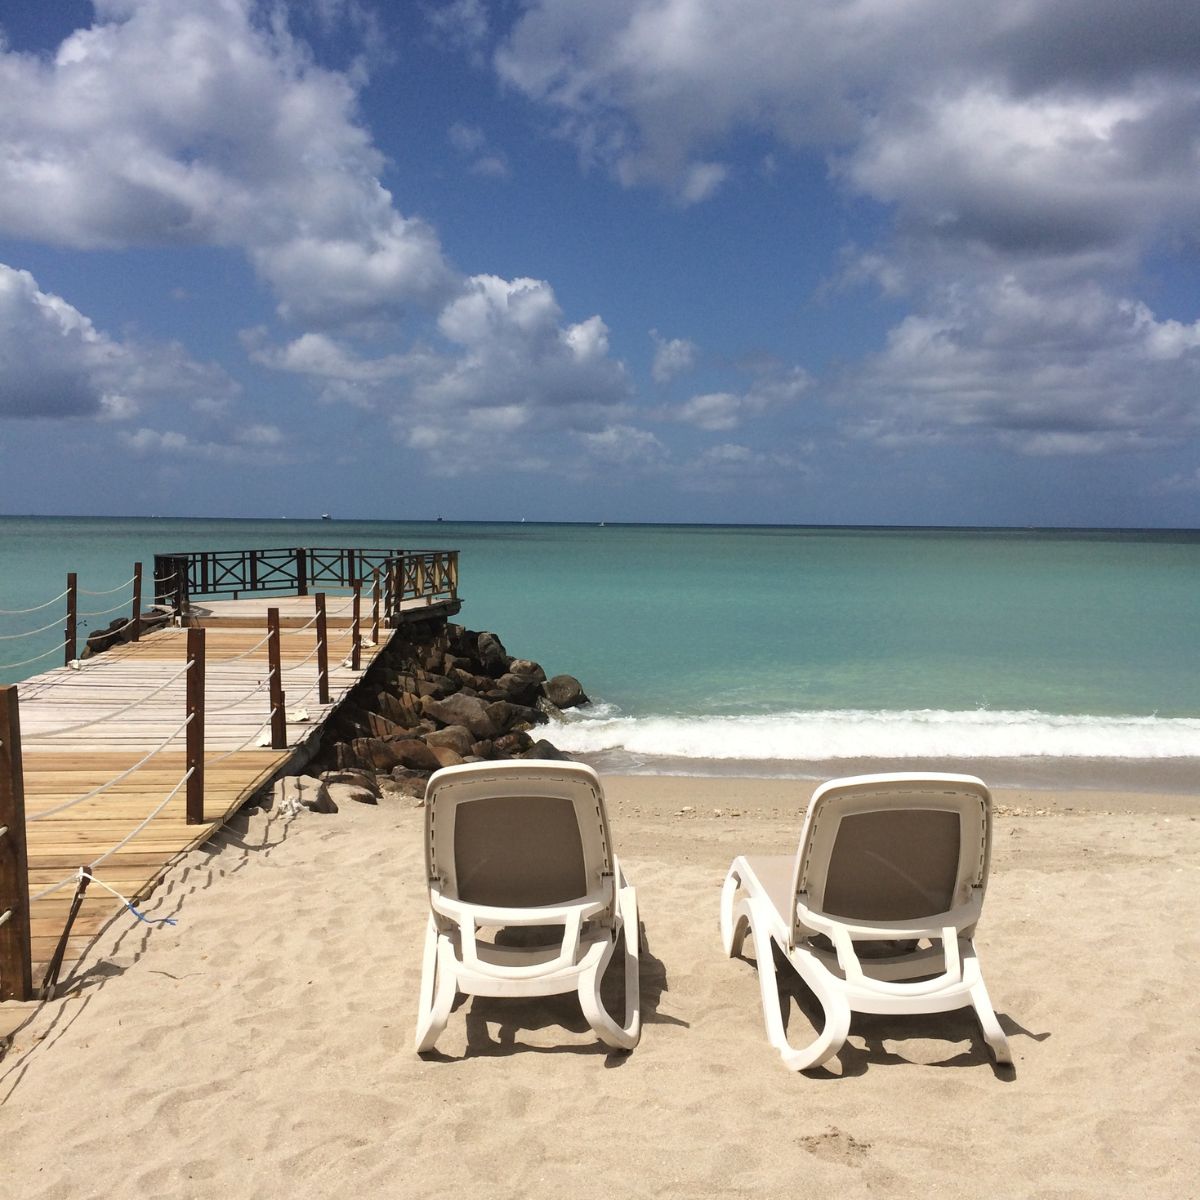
left=0, top=548, right=459, bottom=1006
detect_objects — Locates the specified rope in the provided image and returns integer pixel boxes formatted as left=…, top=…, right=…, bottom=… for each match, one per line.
left=279, top=610, right=321, bottom=635
left=27, top=714, right=194, bottom=819
left=77, top=868, right=178, bottom=926
left=25, top=659, right=194, bottom=739
left=0, top=614, right=65, bottom=640
left=0, top=587, right=69, bottom=615
left=90, top=766, right=195, bottom=867
left=204, top=710, right=279, bottom=765
left=78, top=598, right=135, bottom=618
left=207, top=630, right=272, bottom=663
left=205, top=673, right=273, bottom=712
left=281, top=640, right=322, bottom=671
left=0, top=642, right=65, bottom=671
left=78, top=574, right=136, bottom=596
left=31, top=872, right=83, bottom=902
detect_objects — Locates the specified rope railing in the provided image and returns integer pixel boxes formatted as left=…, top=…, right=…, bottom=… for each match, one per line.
left=78, top=574, right=138, bottom=596
left=26, top=714, right=194, bottom=821
left=0, top=614, right=65, bottom=641
left=205, top=630, right=273, bottom=664
left=0, top=643, right=66, bottom=673
left=0, top=587, right=70, bottom=616
left=204, top=709, right=281, bottom=766
left=77, top=597, right=137, bottom=619
left=281, top=641, right=323, bottom=672
left=23, top=659, right=195, bottom=740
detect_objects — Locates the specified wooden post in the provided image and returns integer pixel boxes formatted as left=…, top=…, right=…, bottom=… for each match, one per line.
left=267, top=608, right=287, bottom=749
left=371, top=568, right=380, bottom=645
left=186, top=628, right=205, bottom=824
left=174, top=559, right=187, bottom=619
left=131, top=561, right=143, bottom=642
left=64, top=572, right=78, bottom=666
left=351, top=582, right=362, bottom=672
left=296, top=548, right=308, bottom=597
left=448, top=551, right=459, bottom=599
left=0, top=686, right=33, bottom=1001
left=315, top=593, right=330, bottom=705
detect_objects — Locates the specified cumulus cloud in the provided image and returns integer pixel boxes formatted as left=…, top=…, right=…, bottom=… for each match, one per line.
left=120, top=420, right=291, bottom=463
left=0, top=262, right=237, bottom=420
left=669, top=364, right=809, bottom=430
left=836, top=277, right=1200, bottom=455
left=448, top=122, right=511, bottom=179
left=249, top=272, right=633, bottom=469
left=0, top=0, right=457, bottom=324
left=650, top=330, right=697, bottom=383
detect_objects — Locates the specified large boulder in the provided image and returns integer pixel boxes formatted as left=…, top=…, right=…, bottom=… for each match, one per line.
left=422, top=693, right=498, bottom=739
left=492, top=673, right=543, bottom=707
left=475, top=631, right=509, bottom=678
left=425, top=724, right=476, bottom=757
left=485, top=700, right=545, bottom=735
left=522, top=739, right=571, bottom=761
left=542, top=674, right=589, bottom=710
left=275, top=774, right=337, bottom=814
left=427, top=744, right=465, bottom=769
left=493, top=730, right=533, bottom=756
left=507, top=658, right=547, bottom=682
left=348, top=738, right=403, bottom=771
left=387, top=739, right=444, bottom=773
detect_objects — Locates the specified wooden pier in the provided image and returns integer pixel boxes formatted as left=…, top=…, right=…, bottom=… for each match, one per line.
left=0, top=547, right=459, bottom=1004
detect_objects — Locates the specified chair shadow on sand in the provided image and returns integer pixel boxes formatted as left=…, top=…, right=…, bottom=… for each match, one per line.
left=754, top=940, right=1047, bottom=1079
left=427, top=920, right=683, bottom=1065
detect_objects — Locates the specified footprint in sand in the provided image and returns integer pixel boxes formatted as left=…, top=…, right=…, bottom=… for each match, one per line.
left=798, top=1126, right=871, bottom=1166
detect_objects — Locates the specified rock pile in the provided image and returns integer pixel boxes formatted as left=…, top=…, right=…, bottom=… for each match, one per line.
left=312, top=618, right=589, bottom=800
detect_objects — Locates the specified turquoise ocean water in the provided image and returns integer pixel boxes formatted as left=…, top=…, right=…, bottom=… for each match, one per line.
left=2, top=517, right=1198, bottom=785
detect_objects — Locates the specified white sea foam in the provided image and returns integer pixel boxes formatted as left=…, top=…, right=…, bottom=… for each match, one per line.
left=546, top=706, right=1200, bottom=761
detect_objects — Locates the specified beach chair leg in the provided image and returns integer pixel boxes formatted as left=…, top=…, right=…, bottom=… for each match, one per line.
left=579, top=883, right=642, bottom=1051
left=414, top=918, right=457, bottom=1054
left=744, top=906, right=850, bottom=1072
left=720, top=864, right=750, bottom=958
left=968, top=975, right=1012, bottom=1065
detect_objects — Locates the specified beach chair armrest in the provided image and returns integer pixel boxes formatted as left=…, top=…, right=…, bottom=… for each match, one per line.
left=798, top=896, right=982, bottom=943
left=819, top=921, right=964, bottom=997
left=430, top=892, right=609, bottom=927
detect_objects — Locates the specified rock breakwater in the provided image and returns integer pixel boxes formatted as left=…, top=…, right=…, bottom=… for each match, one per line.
left=311, top=617, right=588, bottom=800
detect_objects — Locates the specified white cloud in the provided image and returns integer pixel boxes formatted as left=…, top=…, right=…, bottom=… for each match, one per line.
left=670, top=365, right=809, bottom=430
left=0, top=0, right=457, bottom=325
left=650, top=330, right=697, bottom=383
left=0, top=262, right=236, bottom=420
left=836, top=277, right=1200, bottom=455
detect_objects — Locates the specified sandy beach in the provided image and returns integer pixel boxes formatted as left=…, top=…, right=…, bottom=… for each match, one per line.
left=2, top=772, right=1198, bottom=1199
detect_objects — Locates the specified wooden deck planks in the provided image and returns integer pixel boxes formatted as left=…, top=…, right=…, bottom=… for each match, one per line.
left=8, top=593, right=407, bottom=991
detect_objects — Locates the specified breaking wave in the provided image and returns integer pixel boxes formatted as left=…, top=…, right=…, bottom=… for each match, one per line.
left=545, top=706, right=1200, bottom=761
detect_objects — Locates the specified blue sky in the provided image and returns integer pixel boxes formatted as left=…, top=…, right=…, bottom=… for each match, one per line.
left=1, top=0, right=1199, bottom=525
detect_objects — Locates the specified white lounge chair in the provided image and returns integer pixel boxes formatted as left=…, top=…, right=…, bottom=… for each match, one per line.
left=415, top=760, right=641, bottom=1054
left=720, top=772, right=1011, bottom=1071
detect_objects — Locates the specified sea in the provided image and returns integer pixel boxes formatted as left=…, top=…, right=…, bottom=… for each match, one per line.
left=2, top=516, right=1198, bottom=790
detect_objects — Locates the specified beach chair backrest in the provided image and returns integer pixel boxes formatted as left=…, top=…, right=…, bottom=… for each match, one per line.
left=789, top=773, right=992, bottom=939
left=425, top=761, right=614, bottom=910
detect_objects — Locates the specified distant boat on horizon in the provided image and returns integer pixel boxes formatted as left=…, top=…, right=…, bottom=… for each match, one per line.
left=321, top=513, right=331, bottom=520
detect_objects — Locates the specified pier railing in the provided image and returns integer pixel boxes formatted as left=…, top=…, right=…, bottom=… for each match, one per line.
left=153, top=547, right=458, bottom=616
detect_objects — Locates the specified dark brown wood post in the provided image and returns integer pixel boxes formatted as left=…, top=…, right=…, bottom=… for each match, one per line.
left=448, top=551, right=459, bottom=599
left=186, top=628, right=205, bottom=824
left=371, top=568, right=380, bottom=645
left=131, top=561, right=143, bottom=642
left=64, top=571, right=78, bottom=666
left=0, top=685, right=33, bottom=1001
left=351, top=582, right=362, bottom=671
left=174, top=558, right=187, bottom=618
left=296, top=548, right=308, bottom=597
left=267, top=608, right=287, bottom=749
left=314, top=593, right=330, bottom=705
